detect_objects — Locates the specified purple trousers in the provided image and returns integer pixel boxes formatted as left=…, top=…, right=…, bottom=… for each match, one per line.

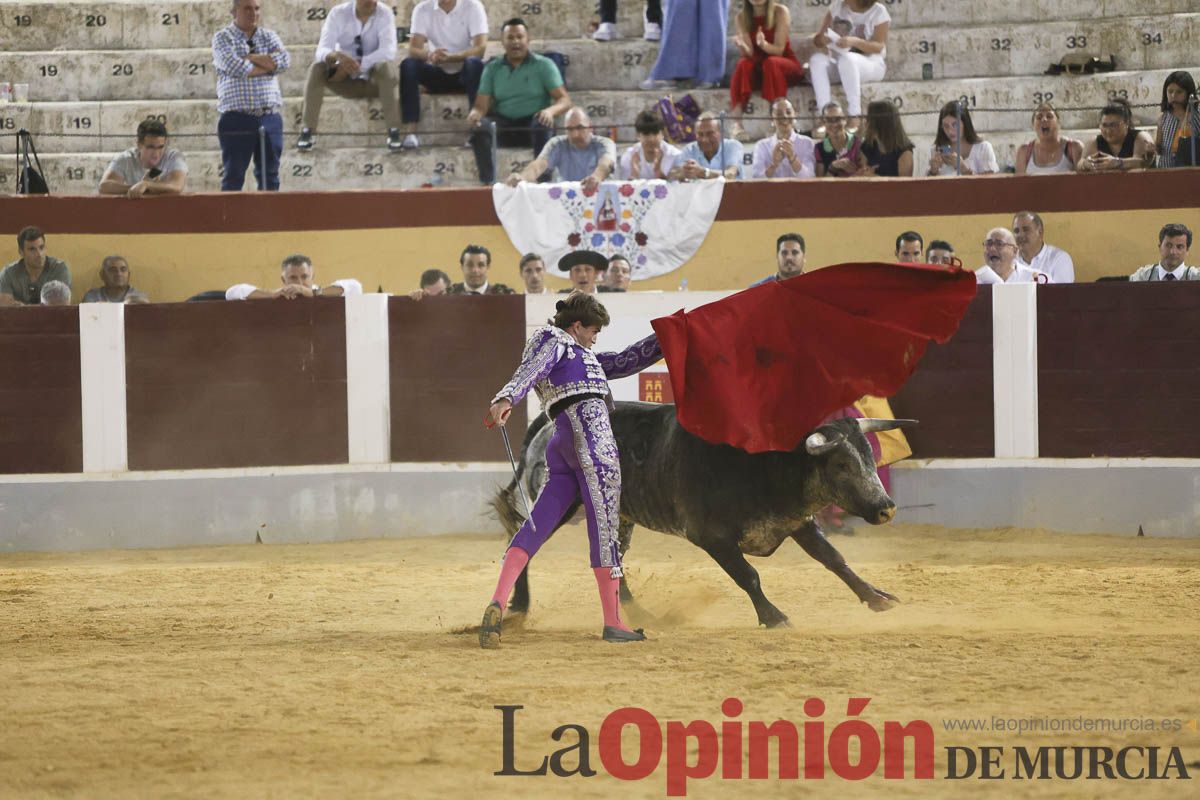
left=509, top=398, right=623, bottom=575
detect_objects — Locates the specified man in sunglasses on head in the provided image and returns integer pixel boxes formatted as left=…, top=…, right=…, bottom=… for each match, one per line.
left=213, top=0, right=291, bottom=191
left=300, top=0, right=402, bottom=152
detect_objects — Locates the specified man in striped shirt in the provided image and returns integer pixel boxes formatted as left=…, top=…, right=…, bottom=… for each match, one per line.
left=212, top=0, right=291, bottom=191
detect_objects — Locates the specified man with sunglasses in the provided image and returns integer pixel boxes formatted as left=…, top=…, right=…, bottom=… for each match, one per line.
left=974, top=227, right=1049, bottom=284
left=213, top=0, right=291, bottom=191
left=300, top=0, right=402, bottom=152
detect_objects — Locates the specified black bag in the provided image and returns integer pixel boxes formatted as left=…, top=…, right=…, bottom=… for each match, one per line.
left=15, top=130, right=49, bottom=195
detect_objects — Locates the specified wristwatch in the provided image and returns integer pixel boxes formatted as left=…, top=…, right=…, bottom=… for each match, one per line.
left=704, top=168, right=714, bottom=179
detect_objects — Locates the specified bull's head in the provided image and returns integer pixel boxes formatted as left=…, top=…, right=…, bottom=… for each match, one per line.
left=803, top=417, right=919, bottom=525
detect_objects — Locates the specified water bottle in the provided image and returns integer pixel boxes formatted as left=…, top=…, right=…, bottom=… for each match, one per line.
left=678, top=277, right=689, bottom=291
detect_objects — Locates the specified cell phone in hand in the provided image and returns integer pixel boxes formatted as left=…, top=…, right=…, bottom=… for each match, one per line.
left=146, top=167, right=163, bottom=179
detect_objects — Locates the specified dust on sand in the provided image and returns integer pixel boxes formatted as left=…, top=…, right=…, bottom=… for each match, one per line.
left=1, top=523, right=1197, bottom=798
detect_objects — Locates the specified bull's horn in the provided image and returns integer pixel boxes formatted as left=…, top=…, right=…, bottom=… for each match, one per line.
left=856, top=418, right=919, bottom=434
left=805, top=431, right=844, bottom=455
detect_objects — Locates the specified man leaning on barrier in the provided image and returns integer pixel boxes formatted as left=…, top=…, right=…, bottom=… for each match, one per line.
left=299, top=0, right=402, bottom=152
left=1129, top=224, right=1199, bottom=281
left=213, top=0, right=291, bottom=192
left=99, top=120, right=188, bottom=198
left=506, top=107, right=615, bottom=188
left=226, top=254, right=364, bottom=300
left=82, top=256, right=150, bottom=304
left=467, top=17, right=571, bottom=185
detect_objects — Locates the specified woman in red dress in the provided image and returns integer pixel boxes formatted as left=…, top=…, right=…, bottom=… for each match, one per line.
left=728, top=0, right=804, bottom=142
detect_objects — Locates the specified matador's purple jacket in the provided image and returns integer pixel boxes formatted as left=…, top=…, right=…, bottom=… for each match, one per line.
left=493, top=326, right=662, bottom=574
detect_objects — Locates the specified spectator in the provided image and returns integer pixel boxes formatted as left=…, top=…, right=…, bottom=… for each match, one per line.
left=814, top=102, right=863, bottom=177
left=448, top=245, right=516, bottom=294
left=895, top=231, right=923, bottom=263
left=299, top=0, right=400, bottom=151
left=1154, top=71, right=1199, bottom=169
left=751, top=232, right=805, bottom=285
left=618, top=110, right=681, bottom=180
left=599, top=254, right=632, bottom=292
left=468, top=18, right=571, bottom=185
left=640, top=0, right=726, bottom=90
left=975, top=228, right=1047, bottom=284
left=519, top=253, right=549, bottom=294
left=213, top=0, right=290, bottom=192
left=99, top=120, right=188, bottom=197
left=1129, top=224, right=1198, bottom=281
left=671, top=112, right=745, bottom=180
left=1015, top=103, right=1083, bottom=175
left=408, top=267, right=452, bottom=299
left=925, top=240, right=956, bottom=266
left=400, top=0, right=488, bottom=150
left=752, top=98, right=815, bottom=179
left=558, top=250, right=607, bottom=294
left=809, top=0, right=890, bottom=123
left=928, top=102, right=997, bottom=176
left=40, top=281, right=72, bottom=306
left=728, top=0, right=803, bottom=142
left=507, top=107, right=616, bottom=187
left=0, top=227, right=72, bottom=307
left=226, top=254, right=363, bottom=299
left=1012, top=211, right=1075, bottom=283
left=593, top=1, right=662, bottom=41
left=82, top=256, right=150, bottom=303
left=859, top=98, right=913, bottom=176
left=1078, top=99, right=1156, bottom=173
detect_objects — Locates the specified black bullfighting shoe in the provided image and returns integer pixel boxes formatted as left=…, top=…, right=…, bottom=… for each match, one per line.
left=479, top=601, right=503, bottom=649
left=602, top=626, right=646, bottom=643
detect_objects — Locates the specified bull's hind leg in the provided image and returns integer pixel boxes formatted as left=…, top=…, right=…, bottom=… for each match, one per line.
left=507, top=499, right=582, bottom=614
left=792, top=518, right=899, bottom=611
left=701, top=537, right=790, bottom=628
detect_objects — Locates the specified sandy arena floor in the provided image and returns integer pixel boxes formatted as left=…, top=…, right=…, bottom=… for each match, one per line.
left=1, top=522, right=1198, bottom=798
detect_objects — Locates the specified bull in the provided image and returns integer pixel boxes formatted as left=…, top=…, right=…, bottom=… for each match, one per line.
left=493, top=401, right=916, bottom=628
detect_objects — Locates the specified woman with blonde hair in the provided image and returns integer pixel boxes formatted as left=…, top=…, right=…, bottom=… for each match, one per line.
left=728, top=0, right=804, bottom=141
left=1015, top=102, right=1083, bottom=174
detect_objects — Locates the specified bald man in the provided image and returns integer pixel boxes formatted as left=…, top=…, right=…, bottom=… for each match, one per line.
left=507, top=106, right=616, bottom=189
left=975, top=227, right=1049, bottom=284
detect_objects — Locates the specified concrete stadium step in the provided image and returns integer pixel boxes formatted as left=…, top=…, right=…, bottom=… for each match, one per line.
left=2, top=0, right=1192, bottom=52
left=0, top=127, right=1117, bottom=196
left=0, top=68, right=1176, bottom=156
left=0, top=14, right=1194, bottom=100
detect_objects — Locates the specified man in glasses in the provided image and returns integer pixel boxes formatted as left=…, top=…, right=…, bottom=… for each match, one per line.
left=213, top=0, right=291, bottom=191
left=504, top=107, right=615, bottom=187
left=0, top=226, right=72, bottom=307
left=300, top=0, right=402, bottom=152
left=975, top=227, right=1049, bottom=284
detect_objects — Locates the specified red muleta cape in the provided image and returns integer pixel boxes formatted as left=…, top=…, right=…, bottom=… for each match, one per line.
left=650, top=262, right=978, bottom=453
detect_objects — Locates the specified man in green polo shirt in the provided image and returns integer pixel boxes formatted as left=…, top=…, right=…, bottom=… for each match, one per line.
left=0, top=226, right=72, bottom=307
left=467, top=16, right=571, bottom=184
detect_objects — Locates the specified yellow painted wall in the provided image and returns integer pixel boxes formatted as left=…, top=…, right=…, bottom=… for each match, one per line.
left=36, top=207, right=1200, bottom=302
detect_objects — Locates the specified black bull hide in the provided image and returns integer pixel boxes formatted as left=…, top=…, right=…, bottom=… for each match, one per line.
left=492, top=401, right=913, bottom=628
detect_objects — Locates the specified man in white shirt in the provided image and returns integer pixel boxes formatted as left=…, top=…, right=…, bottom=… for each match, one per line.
left=1013, top=211, right=1075, bottom=283
left=751, top=99, right=816, bottom=179
left=519, top=253, right=550, bottom=294
left=975, top=227, right=1049, bottom=284
left=618, top=110, right=681, bottom=180
left=400, top=0, right=488, bottom=150
left=225, top=254, right=364, bottom=299
left=298, top=0, right=401, bottom=151
left=1129, top=223, right=1200, bottom=281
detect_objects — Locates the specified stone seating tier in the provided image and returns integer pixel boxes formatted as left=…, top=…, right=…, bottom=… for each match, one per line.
left=0, top=126, right=1134, bottom=195
left=0, top=68, right=1177, bottom=158
left=1, top=13, right=1194, bottom=102
left=3, top=0, right=1194, bottom=52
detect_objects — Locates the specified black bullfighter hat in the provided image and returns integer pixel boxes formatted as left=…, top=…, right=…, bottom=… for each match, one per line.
left=557, top=250, right=609, bottom=272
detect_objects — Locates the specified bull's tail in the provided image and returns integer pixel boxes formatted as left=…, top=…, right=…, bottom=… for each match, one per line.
left=490, top=412, right=553, bottom=538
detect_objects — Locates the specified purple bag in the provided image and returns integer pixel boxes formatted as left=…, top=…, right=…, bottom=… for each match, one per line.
left=657, top=94, right=701, bottom=144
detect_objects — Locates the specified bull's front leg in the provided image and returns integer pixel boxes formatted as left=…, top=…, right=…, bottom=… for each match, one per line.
left=700, top=536, right=790, bottom=628
left=617, top=520, right=635, bottom=604
left=792, top=519, right=899, bottom=611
